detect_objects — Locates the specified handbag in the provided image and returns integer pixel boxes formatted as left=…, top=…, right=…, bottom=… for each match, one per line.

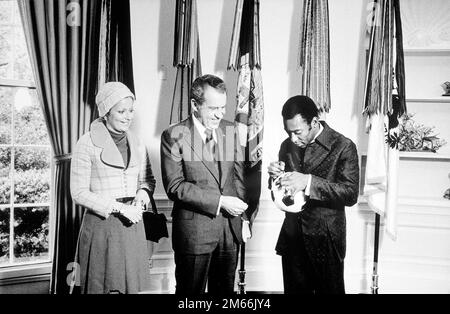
left=143, top=195, right=169, bottom=243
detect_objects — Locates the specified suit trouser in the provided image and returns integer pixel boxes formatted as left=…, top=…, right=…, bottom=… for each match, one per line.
left=174, top=214, right=239, bottom=295
left=281, top=217, right=345, bottom=294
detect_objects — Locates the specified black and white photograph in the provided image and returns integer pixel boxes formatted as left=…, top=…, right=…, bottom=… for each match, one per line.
left=0, top=0, right=449, bottom=300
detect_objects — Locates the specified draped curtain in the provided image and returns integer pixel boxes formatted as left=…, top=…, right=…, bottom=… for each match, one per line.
left=19, top=0, right=135, bottom=294
left=98, top=0, right=135, bottom=92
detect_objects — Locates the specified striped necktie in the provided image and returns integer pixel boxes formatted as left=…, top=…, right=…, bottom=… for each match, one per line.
left=205, top=129, right=215, bottom=158
left=205, top=129, right=221, bottom=181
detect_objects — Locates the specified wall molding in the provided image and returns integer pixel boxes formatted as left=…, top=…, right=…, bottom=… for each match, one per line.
left=2, top=195, right=447, bottom=293
left=0, top=263, right=51, bottom=287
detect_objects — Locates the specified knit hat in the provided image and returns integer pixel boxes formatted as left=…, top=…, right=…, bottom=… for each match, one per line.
left=95, top=82, right=135, bottom=117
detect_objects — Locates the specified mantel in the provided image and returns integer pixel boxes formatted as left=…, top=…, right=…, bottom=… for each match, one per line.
left=404, top=48, right=450, bottom=55
left=406, top=97, right=450, bottom=103
left=399, top=152, right=450, bottom=161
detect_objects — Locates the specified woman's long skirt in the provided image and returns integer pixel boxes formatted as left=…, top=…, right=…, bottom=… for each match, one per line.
left=75, top=205, right=151, bottom=294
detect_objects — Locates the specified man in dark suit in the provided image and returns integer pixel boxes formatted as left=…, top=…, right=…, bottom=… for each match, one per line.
left=161, top=74, right=250, bottom=295
left=268, top=95, right=360, bottom=294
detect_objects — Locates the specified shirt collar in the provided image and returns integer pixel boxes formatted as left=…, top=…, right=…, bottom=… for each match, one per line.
left=310, top=121, right=324, bottom=144
left=312, top=121, right=337, bottom=151
left=192, top=114, right=217, bottom=143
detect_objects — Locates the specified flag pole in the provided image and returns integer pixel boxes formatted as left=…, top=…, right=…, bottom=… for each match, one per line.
left=371, top=213, right=381, bottom=294
left=229, top=0, right=263, bottom=295
left=238, top=243, right=246, bottom=294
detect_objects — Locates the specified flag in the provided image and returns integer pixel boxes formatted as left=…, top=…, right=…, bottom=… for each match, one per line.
left=298, top=0, right=331, bottom=114
left=364, top=113, right=399, bottom=240
left=228, top=0, right=263, bottom=227
left=170, top=0, right=202, bottom=124
left=228, top=0, right=263, bottom=294
left=363, top=0, right=406, bottom=240
left=235, top=57, right=264, bottom=226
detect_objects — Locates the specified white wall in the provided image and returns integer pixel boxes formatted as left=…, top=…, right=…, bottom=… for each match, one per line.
left=129, top=0, right=368, bottom=198
left=129, top=0, right=368, bottom=292
left=129, top=0, right=450, bottom=294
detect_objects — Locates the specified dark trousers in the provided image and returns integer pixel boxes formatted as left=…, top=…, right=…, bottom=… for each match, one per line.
left=281, top=218, right=345, bottom=294
left=174, top=215, right=239, bottom=295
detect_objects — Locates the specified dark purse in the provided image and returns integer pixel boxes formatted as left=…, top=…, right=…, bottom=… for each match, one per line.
left=143, top=195, right=169, bottom=243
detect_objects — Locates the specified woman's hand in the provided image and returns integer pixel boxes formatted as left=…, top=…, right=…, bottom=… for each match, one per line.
left=120, top=204, right=143, bottom=224
left=133, top=189, right=150, bottom=210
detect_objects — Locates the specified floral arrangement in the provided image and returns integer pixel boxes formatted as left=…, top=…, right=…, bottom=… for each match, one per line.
left=396, top=113, right=447, bottom=152
left=442, top=81, right=450, bottom=96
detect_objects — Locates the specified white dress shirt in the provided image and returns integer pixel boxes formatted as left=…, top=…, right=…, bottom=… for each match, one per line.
left=192, top=115, right=250, bottom=241
left=192, top=114, right=217, bottom=143
left=192, top=115, right=222, bottom=215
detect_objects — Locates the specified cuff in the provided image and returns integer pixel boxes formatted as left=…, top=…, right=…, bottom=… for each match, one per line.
left=216, top=196, right=222, bottom=216
left=106, top=200, right=123, bottom=217
left=305, top=174, right=312, bottom=196
left=137, top=187, right=153, bottom=198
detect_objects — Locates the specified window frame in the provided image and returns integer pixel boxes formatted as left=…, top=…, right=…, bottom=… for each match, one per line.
left=0, top=0, right=53, bottom=278
left=0, top=80, right=53, bottom=271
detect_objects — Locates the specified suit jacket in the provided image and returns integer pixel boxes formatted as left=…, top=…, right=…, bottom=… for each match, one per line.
left=160, top=116, right=247, bottom=255
left=275, top=122, right=359, bottom=264
left=70, top=119, right=156, bottom=218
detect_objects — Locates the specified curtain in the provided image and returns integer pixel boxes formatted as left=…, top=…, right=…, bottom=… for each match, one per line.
left=98, top=0, right=135, bottom=92
left=19, top=0, right=135, bottom=294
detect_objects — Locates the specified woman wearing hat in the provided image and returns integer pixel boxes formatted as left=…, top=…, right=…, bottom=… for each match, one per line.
left=70, top=82, right=155, bottom=294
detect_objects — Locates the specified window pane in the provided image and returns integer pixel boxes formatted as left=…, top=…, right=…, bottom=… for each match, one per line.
left=14, top=147, right=51, bottom=204
left=0, top=147, right=11, bottom=205
left=0, top=207, right=10, bottom=265
left=0, top=87, right=13, bottom=144
left=14, top=147, right=50, bottom=171
left=0, top=1, right=52, bottom=269
left=0, top=1, right=33, bottom=81
left=12, top=25, right=33, bottom=81
left=0, top=1, right=14, bottom=24
left=14, top=206, right=49, bottom=263
left=0, top=25, right=13, bottom=80
left=14, top=88, right=49, bottom=145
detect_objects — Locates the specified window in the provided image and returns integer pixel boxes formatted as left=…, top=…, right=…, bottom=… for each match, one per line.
left=0, top=0, right=51, bottom=268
